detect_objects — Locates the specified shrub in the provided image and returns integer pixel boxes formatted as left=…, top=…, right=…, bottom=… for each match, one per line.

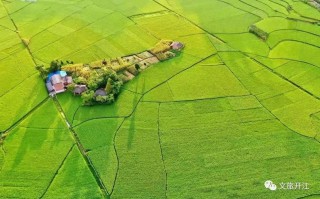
left=49, top=60, right=62, bottom=73
left=249, top=25, right=268, bottom=40
left=81, top=90, right=95, bottom=106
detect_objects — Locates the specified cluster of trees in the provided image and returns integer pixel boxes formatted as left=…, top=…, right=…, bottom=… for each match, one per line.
left=249, top=25, right=268, bottom=41
left=35, top=65, right=48, bottom=80
left=80, top=70, right=123, bottom=106
left=36, top=59, right=123, bottom=106
left=35, top=60, right=75, bottom=80
left=49, top=60, right=74, bottom=73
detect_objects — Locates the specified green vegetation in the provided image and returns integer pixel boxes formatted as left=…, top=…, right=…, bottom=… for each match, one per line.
left=0, top=99, right=102, bottom=198
left=38, top=39, right=183, bottom=106
left=159, top=98, right=320, bottom=198
left=1, top=0, right=320, bottom=198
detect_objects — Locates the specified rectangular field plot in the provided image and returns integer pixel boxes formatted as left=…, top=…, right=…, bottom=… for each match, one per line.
left=159, top=97, right=320, bottom=198
left=112, top=103, right=166, bottom=199
left=143, top=58, right=249, bottom=102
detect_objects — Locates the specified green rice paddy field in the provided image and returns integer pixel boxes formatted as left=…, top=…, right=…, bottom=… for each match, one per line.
left=1, top=0, right=320, bottom=198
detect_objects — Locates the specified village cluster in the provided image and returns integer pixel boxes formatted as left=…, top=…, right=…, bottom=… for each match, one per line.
left=42, top=40, right=184, bottom=104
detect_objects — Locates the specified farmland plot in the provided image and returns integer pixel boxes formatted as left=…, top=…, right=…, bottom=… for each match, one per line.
left=42, top=146, right=103, bottom=199
left=159, top=98, right=320, bottom=198
left=156, top=0, right=261, bottom=33
left=142, top=57, right=249, bottom=102
left=74, top=118, right=124, bottom=191
left=219, top=52, right=320, bottom=137
left=0, top=99, right=102, bottom=198
left=111, top=103, right=166, bottom=199
left=269, top=41, right=320, bottom=67
left=0, top=2, right=48, bottom=132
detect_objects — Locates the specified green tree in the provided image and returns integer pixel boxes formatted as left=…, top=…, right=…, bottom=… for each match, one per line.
left=106, top=94, right=115, bottom=103
left=35, top=65, right=48, bottom=79
left=49, top=60, right=62, bottom=73
left=88, top=79, right=98, bottom=90
left=112, top=80, right=123, bottom=95
left=66, top=83, right=76, bottom=92
left=95, top=95, right=107, bottom=103
left=135, top=63, right=140, bottom=70
left=74, top=76, right=87, bottom=85
left=81, top=90, right=95, bottom=106
left=105, top=78, right=113, bottom=94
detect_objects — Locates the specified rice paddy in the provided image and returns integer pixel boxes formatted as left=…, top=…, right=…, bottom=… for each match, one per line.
left=1, top=0, right=320, bottom=198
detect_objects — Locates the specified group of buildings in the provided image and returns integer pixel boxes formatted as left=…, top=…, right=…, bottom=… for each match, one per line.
left=45, top=41, right=184, bottom=96
left=46, top=71, right=73, bottom=96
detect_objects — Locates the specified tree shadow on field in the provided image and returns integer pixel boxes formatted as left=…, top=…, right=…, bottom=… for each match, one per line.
left=11, top=96, right=69, bottom=169
left=11, top=127, right=47, bottom=169
left=10, top=82, right=48, bottom=169
left=127, top=78, right=145, bottom=150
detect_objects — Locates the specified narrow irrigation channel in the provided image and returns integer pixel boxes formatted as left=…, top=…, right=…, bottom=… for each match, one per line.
left=52, top=96, right=110, bottom=198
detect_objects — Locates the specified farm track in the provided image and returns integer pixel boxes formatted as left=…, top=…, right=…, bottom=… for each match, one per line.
left=52, top=96, right=110, bottom=198
left=157, top=103, right=168, bottom=199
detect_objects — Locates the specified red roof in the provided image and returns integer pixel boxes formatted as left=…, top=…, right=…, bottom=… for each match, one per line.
left=53, top=82, right=65, bottom=93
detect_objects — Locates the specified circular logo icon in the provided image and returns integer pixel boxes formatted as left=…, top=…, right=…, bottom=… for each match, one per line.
left=265, top=180, right=277, bottom=191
